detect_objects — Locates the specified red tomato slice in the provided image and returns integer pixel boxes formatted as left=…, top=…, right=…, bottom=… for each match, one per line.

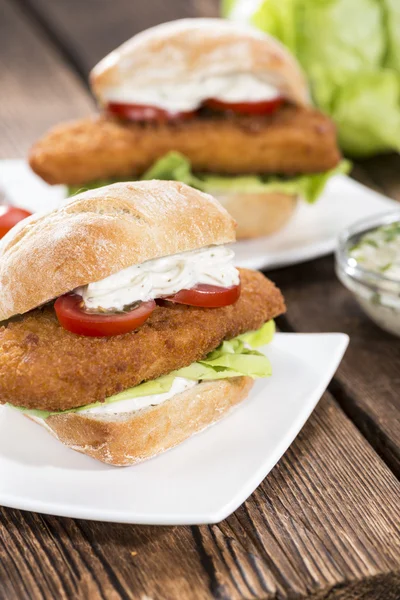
left=0, top=206, right=32, bottom=239
left=204, top=97, right=283, bottom=115
left=107, top=102, right=196, bottom=122
left=166, top=283, right=241, bottom=308
left=54, top=294, right=156, bottom=337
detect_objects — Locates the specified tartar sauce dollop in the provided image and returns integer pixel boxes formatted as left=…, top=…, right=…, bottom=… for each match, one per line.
left=350, top=222, right=400, bottom=281
left=342, top=221, right=400, bottom=337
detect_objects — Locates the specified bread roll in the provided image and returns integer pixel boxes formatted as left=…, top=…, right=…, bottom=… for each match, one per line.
left=215, top=191, right=298, bottom=239
left=0, top=180, right=236, bottom=321
left=91, top=18, right=309, bottom=108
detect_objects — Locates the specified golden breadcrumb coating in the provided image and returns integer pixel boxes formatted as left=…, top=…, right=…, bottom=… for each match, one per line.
left=29, top=106, right=341, bottom=185
left=0, top=269, right=285, bottom=412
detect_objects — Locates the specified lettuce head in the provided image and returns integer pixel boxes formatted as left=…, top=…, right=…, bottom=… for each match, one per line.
left=223, top=0, right=400, bottom=158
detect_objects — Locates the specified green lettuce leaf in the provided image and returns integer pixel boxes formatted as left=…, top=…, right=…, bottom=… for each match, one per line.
left=67, top=148, right=349, bottom=202
left=236, top=0, right=297, bottom=54
left=9, top=321, right=275, bottom=420
left=142, top=151, right=350, bottom=204
left=224, top=0, right=400, bottom=157
left=141, top=151, right=207, bottom=190
left=238, top=319, right=275, bottom=347
left=327, top=70, right=400, bottom=157
left=221, top=0, right=237, bottom=17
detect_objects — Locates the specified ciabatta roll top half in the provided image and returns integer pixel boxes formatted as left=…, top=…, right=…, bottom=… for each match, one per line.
left=90, top=18, right=310, bottom=110
left=0, top=180, right=236, bottom=321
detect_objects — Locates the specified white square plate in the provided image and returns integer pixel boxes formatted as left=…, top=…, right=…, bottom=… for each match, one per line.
left=0, top=333, right=348, bottom=525
left=0, top=160, right=397, bottom=270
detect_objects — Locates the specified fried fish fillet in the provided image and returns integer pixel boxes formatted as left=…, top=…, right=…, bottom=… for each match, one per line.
left=29, top=106, right=341, bottom=186
left=0, top=269, right=285, bottom=412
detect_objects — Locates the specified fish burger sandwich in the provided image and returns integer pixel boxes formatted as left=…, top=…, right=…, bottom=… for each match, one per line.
left=29, top=19, right=347, bottom=240
left=0, top=181, right=285, bottom=465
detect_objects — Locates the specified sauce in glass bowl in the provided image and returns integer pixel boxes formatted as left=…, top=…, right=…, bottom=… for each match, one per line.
left=336, top=212, right=400, bottom=337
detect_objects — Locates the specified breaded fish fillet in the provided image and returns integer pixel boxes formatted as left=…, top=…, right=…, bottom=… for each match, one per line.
left=29, top=106, right=341, bottom=186
left=0, top=269, right=285, bottom=412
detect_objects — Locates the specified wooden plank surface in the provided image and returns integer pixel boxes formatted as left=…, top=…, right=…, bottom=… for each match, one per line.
left=359, top=155, right=400, bottom=200
left=0, top=0, right=93, bottom=159
left=17, top=0, right=219, bottom=77
left=1, top=396, right=400, bottom=600
left=1, top=0, right=400, bottom=599
left=270, top=158, right=400, bottom=478
left=272, top=251, right=400, bottom=479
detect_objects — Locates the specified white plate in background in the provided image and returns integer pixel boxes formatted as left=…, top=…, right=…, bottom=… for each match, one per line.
left=0, top=333, right=348, bottom=525
left=233, top=174, right=398, bottom=269
left=0, top=160, right=397, bottom=270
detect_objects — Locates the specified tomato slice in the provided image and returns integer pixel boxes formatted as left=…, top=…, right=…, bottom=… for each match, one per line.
left=107, top=102, right=196, bottom=122
left=54, top=294, right=156, bottom=337
left=0, top=205, right=32, bottom=239
left=166, top=283, right=241, bottom=308
left=204, top=97, right=283, bottom=115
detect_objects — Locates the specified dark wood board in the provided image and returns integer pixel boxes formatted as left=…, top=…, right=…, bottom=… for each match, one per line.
left=359, top=155, right=400, bottom=201
left=272, top=251, right=400, bottom=479
left=17, top=0, right=219, bottom=78
left=1, top=0, right=400, bottom=598
left=1, top=396, right=400, bottom=600
left=0, top=0, right=93, bottom=159
left=269, top=159, right=400, bottom=478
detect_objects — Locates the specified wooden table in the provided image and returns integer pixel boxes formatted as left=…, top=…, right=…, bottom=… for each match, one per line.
left=1, top=1, right=400, bottom=598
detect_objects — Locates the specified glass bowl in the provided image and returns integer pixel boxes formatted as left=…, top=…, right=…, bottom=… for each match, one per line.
left=335, top=211, right=400, bottom=337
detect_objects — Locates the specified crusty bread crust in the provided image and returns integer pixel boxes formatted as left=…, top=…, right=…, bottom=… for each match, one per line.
left=29, top=107, right=340, bottom=186
left=90, top=18, right=309, bottom=108
left=215, top=191, right=298, bottom=239
left=0, top=181, right=236, bottom=321
left=33, top=377, right=254, bottom=466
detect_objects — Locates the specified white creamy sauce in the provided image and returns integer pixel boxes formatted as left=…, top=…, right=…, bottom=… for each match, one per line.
left=76, top=245, right=239, bottom=311
left=350, top=223, right=400, bottom=281
left=345, top=222, right=400, bottom=337
left=104, top=72, right=280, bottom=112
left=356, top=296, right=400, bottom=338
left=81, top=377, right=197, bottom=415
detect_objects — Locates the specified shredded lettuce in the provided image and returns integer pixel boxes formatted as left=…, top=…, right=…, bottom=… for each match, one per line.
left=142, top=152, right=350, bottom=204
left=10, top=321, right=275, bottom=420
left=223, top=0, right=400, bottom=157
left=68, top=152, right=349, bottom=203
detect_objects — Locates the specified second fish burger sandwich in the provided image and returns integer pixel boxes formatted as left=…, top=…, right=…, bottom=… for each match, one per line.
left=29, top=19, right=346, bottom=239
left=0, top=181, right=285, bottom=465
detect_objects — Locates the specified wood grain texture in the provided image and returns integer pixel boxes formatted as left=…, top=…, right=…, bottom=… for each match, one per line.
left=1, top=0, right=400, bottom=598
left=270, top=165, right=400, bottom=478
left=358, top=155, right=400, bottom=201
left=0, top=0, right=94, bottom=158
left=1, top=396, right=399, bottom=600
left=19, top=0, right=217, bottom=76
left=197, top=395, right=400, bottom=599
